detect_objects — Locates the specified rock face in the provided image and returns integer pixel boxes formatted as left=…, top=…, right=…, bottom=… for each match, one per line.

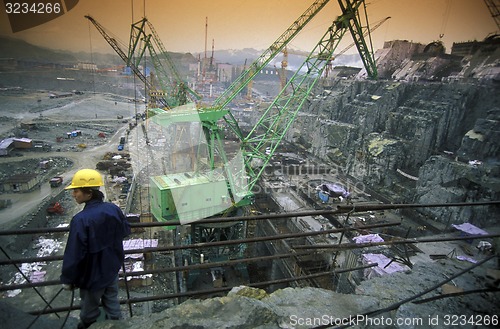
left=73, top=286, right=381, bottom=329
left=280, top=39, right=500, bottom=226
left=287, top=79, right=499, bottom=226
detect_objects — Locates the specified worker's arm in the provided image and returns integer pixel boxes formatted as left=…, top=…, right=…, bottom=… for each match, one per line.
left=60, top=218, right=88, bottom=286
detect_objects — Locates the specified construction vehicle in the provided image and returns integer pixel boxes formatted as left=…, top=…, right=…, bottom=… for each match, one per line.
left=47, top=202, right=64, bottom=214
left=49, top=176, right=63, bottom=187
left=146, top=0, right=377, bottom=263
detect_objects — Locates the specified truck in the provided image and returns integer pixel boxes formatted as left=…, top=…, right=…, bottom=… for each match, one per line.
left=118, top=136, right=126, bottom=151
left=49, top=176, right=63, bottom=187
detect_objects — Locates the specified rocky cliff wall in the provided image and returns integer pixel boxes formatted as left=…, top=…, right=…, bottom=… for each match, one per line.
left=288, top=80, right=499, bottom=226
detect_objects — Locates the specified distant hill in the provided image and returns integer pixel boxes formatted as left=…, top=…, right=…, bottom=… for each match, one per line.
left=0, top=36, right=198, bottom=69
left=67, top=51, right=122, bottom=66
left=0, top=36, right=362, bottom=69
left=0, top=37, right=77, bottom=64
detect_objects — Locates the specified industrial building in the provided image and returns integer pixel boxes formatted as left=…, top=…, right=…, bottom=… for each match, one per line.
left=1, top=174, right=39, bottom=193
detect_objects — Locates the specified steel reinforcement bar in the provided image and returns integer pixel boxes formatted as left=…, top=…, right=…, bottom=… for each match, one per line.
left=1, top=200, right=498, bottom=236
left=26, top=263, right=378, bottom=316
left=0, top=221, right=400, bottom=266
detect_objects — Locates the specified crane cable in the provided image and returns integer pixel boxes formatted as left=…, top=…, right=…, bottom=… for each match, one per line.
left=87, top=19, right=97, bottom=115
left=439, top=0, right=452, bottom=39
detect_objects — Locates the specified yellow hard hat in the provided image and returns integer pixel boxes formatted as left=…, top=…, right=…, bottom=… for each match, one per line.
left=65, top=169, right=104, bottom=189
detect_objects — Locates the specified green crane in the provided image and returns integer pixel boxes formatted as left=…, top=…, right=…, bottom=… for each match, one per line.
left=483, top=0, right=500, bottom=32
left=338, top=0, right=378, bottom=79
left=85, top=15, right=165, bottom=106
left=148, top=0, right=332, bottom=219
left=128, top=17, right=201, bottom=108
left=85, top=15, right=199, bottom=110
left=147, top=0, right=376, bottom=262
left=149, top=0, right=333, bottom=140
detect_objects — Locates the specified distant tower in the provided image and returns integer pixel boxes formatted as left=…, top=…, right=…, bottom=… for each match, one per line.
left=202, top=17, right=208, bottom=82
left=204, top=17, right=208, bottom=61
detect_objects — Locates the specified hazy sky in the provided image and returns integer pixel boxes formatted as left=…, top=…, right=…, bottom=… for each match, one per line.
left=0, top=0, right=497, bottom=55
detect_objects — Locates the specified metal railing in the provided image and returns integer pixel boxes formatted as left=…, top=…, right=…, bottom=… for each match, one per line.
left=0, top=201, right=498, bottom=326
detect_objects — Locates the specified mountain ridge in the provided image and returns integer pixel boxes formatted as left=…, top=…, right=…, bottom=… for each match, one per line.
left=0, top=36, right=363, bottom=68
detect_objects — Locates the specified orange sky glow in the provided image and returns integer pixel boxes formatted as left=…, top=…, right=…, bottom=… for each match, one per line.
left=0, top=0, right=497, bottom=56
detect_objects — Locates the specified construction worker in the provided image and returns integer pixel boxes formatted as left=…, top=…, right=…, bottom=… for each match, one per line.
left=60, top=169, right=131, bottom=329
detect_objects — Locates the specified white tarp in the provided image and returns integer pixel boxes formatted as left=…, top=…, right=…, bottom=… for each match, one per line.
left=362, top=253, right=406, bottom=279
left=451, top=223, right=488, bottom=236
left=353, top=234, right=384, bottom=244
left=6, top=238, right=61, bottom=297
left=121, top=239, right=158, bottom=280
left=123, top=238, right=159, bottom=250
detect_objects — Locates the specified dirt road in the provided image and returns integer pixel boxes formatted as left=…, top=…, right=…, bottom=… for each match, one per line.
left=0, top=91, right=135, bottom=227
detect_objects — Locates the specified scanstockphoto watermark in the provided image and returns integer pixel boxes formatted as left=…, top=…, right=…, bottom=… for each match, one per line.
left=288, top=314, right=499, bottom=327
left=288, top=314, right=426, bottom=327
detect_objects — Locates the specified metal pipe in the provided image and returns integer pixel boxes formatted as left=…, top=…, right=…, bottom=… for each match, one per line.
left=293, top=233, right=500, bottom=250
left=28, top=263, right=377, bottom=315
left=0, top=222, right=399, bottom=266
left=413, top=287, right=500, bottom=304
left=0, top=245, right=61, bottom=318
left=331, top=209, right=353, bottom=270
left=335, top=200, right=500, bottom=213
left=26, top=287, right=64, bottom=328
left=312, top=254, right=497, bottom=329
left=121, top=262, right=133, bottom=317
left=0, top=250, right=314, bottom=292
left=126, top=264, right=378, bottom=305
left=125, top=250, right=314, bottom=277
left=1, top=201, right=497, bottom=236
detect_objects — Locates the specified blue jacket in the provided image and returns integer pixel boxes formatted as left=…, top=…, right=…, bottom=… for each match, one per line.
left=61, top=199, right=131, bottom=291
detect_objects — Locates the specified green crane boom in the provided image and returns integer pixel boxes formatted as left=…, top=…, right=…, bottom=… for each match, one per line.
left=243, top=0, right=374, bottom=192
left=128, top=17, right=201, bottom=107
left=85, top=16, right=158, bottom=101
left=85, top=15, right=170, bottom=108
left=211, top=0, right=332, bottom=139
left=337, top=0, right=377, bottom=79
left=483, top=0, right=500, bottom=32
left=86, top=15, right=199, bottom=109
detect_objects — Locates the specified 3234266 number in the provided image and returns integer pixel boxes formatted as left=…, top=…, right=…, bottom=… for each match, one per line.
left=5, top=2, right=61, bottom=14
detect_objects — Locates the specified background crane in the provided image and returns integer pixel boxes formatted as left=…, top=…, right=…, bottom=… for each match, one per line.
left=279, top=16, right=390, bottom=91
left=85, top=15, right=199, bottom=110
left=85, top=15, right=166, bottom=107
left=127, top=17, right=201, bottom=108
left=484, top=0, right=500, bottom=33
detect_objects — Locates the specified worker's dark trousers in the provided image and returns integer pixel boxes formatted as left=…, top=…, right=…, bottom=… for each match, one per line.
left=79, top=276, right=121, bottom=327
